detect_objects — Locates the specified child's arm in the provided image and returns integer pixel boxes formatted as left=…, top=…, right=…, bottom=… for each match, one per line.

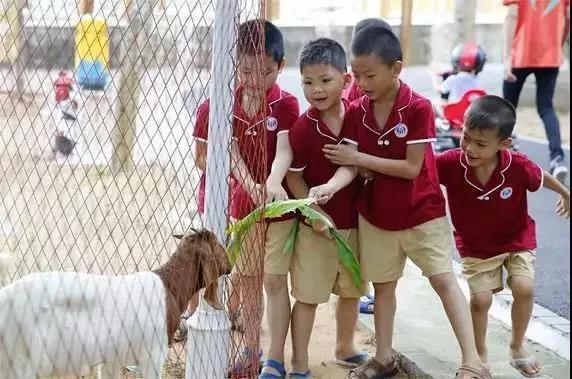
left=195, top=139, right=262, bottom=204
left=266, top=133, right=293, bottom=202
left=542, top=171, right=570, bottom=219
left=231, top=140, right=263, bottom=205
left=286, top=171, right=335, bottom=237
left=306, top=166, right=358, bottom=205
left=323, top=142, right=427, bottom=180
left=194, top=141, right=207, bottom=171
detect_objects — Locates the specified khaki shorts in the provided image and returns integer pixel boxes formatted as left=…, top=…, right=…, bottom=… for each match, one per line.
left=290, top=225, right=365, bottom=304
left=233, top=219, right=296, bottom=276
left=462, top=250, right=535, bottom=295
left=359, top=215, right=453, bottom=283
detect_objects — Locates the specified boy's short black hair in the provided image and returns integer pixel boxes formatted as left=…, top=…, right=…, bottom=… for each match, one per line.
left=238, top=19, right=284, bottom=64
left=352, top=18, right=392, bottom=39
left=464, top=95, right=516, bottom=140
left=299, top=38, right=347, bottom=73
left=351, top=25, right=402, bottom=65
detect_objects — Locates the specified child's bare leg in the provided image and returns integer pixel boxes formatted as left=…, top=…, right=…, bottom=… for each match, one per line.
left=241, top=274, right=263, bottom=354
left=290, top=300, right=318, bottom=374
left=372, top=281, right=398, bottom=365
left=509, top=275, right=541, bottom=376
left=335, top=297, right=360, bottom=359
left=228, top=271, right=263, bottom=375
left=261, top=272, right=290, bottom=374
left=428, top=272, right=482, bottom=369
left=470, top=291, right=493, bottom=362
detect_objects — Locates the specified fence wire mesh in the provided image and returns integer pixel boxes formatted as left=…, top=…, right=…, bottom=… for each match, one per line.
left=0, top=0, right=269, bottom=377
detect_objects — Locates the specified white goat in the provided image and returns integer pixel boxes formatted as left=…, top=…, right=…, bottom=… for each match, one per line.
left=0, top=230, right=229, bottom=378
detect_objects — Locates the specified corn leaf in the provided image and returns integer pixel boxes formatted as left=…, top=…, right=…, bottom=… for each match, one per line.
left=225, top=198, right=315, bottom=265
left=330, top=229, right=362, bottom=289
left=263, top=198, right=316, bottom=219
left=283, top=219, right=300, bottom=254
left=226, top=198, right=315, bottom=235
left=298, top=205, right=334, bottom=228
left=224, top=199, right=363, bottom=289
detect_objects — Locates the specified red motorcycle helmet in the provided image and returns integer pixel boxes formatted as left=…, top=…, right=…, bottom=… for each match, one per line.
left=451, top=42, right=487, bottom=74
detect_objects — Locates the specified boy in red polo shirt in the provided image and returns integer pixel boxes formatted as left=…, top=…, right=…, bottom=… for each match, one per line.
left=342, top=18, right=392, bottom=103
left=436, top=95, right=570, bottom=378
left=192, top=20, right=300, bottom=376
left=285, top=38, right=367, bottom=378
left=309, top=26, right=490, bottom=379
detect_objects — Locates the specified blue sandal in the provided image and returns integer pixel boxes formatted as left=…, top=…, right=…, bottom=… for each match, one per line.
left=259, top=359, right=287, bottom=378
left=359, top=296, right=375, bottom=314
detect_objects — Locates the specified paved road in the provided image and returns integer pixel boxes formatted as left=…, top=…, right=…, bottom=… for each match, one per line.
left=278, top=66, right=571, bottom=319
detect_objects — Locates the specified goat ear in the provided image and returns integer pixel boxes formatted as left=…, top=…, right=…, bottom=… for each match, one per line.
left=200, top=245, right=223, bottom=310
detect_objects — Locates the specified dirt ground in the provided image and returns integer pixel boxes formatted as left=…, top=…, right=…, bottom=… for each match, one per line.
left=258, top=298, right=376, bottom=379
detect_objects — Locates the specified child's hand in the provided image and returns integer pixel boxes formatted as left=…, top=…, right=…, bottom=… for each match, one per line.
left=308, top=183, right=336, bottom=204
left=248, top=183, right=264, bottom=206
left=323, top=144, right=360, bottom=166
left=266, top=180, right=288, bottom=203
left=556, top=194, right=570, bottom=219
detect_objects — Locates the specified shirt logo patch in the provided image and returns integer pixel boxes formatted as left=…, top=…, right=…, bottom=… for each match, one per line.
left=266, top=117, right=278, bottom=131
left=394, top=123, right=408, bottom=138
left=500, top=187, right=513, bottom=200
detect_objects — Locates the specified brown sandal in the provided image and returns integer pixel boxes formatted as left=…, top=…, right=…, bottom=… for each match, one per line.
left=455, top=365, right=492, bottom=379
left=347, top=357, right=398, bottom=379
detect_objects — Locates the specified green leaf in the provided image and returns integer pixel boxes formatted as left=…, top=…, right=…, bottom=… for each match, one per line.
left=225, top=198, right=315, bottom=266
left=283, top=219, right=300, bottom=254
left=298, top=205, right=334, bottom=228
left=330, top=229, right=362, bottom=289
left=226, top=207, right=264, bottom=235
left=226, top=233, right=244, bottom=266
left=263, top=198, right=316, bottom=219
left=223, top=198, right=362, bottom=289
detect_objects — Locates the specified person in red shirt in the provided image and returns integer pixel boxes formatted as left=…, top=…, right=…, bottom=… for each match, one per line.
left=436, top=95, right=570, bottom=378
left=503, top=0, right=570, bottom=183
left=309, top=26, right=490, bottom=379
left=285, top=38, right=367, bottom=378
left=342, top=18, right=393, bottom=103
left=192, top=20, right=300, bottom=377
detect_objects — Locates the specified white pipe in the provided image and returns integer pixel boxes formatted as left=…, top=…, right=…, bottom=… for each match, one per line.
left=186, top=0, right=237, bottom=377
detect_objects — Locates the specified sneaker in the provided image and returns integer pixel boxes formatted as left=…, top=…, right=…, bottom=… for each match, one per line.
left=550, top=156, right=568, bottom=184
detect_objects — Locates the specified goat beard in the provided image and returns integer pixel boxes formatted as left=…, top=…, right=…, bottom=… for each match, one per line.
left=202, top=278, right=223, bottom=310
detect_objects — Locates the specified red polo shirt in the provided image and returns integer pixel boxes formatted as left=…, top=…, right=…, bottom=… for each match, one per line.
left=436, top=148, right=543, bottom=259
left=289, top=99, right=361, bottom=229
left=345, top=81, right=446, bottom=231
left=193, top=83, right=300, bottom=219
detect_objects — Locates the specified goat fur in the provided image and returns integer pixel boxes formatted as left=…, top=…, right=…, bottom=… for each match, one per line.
left=0, top=229, right=229, bottom=379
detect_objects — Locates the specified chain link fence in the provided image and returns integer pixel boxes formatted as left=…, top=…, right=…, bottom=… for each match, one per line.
left=0, top=0, right=268, bottom=377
